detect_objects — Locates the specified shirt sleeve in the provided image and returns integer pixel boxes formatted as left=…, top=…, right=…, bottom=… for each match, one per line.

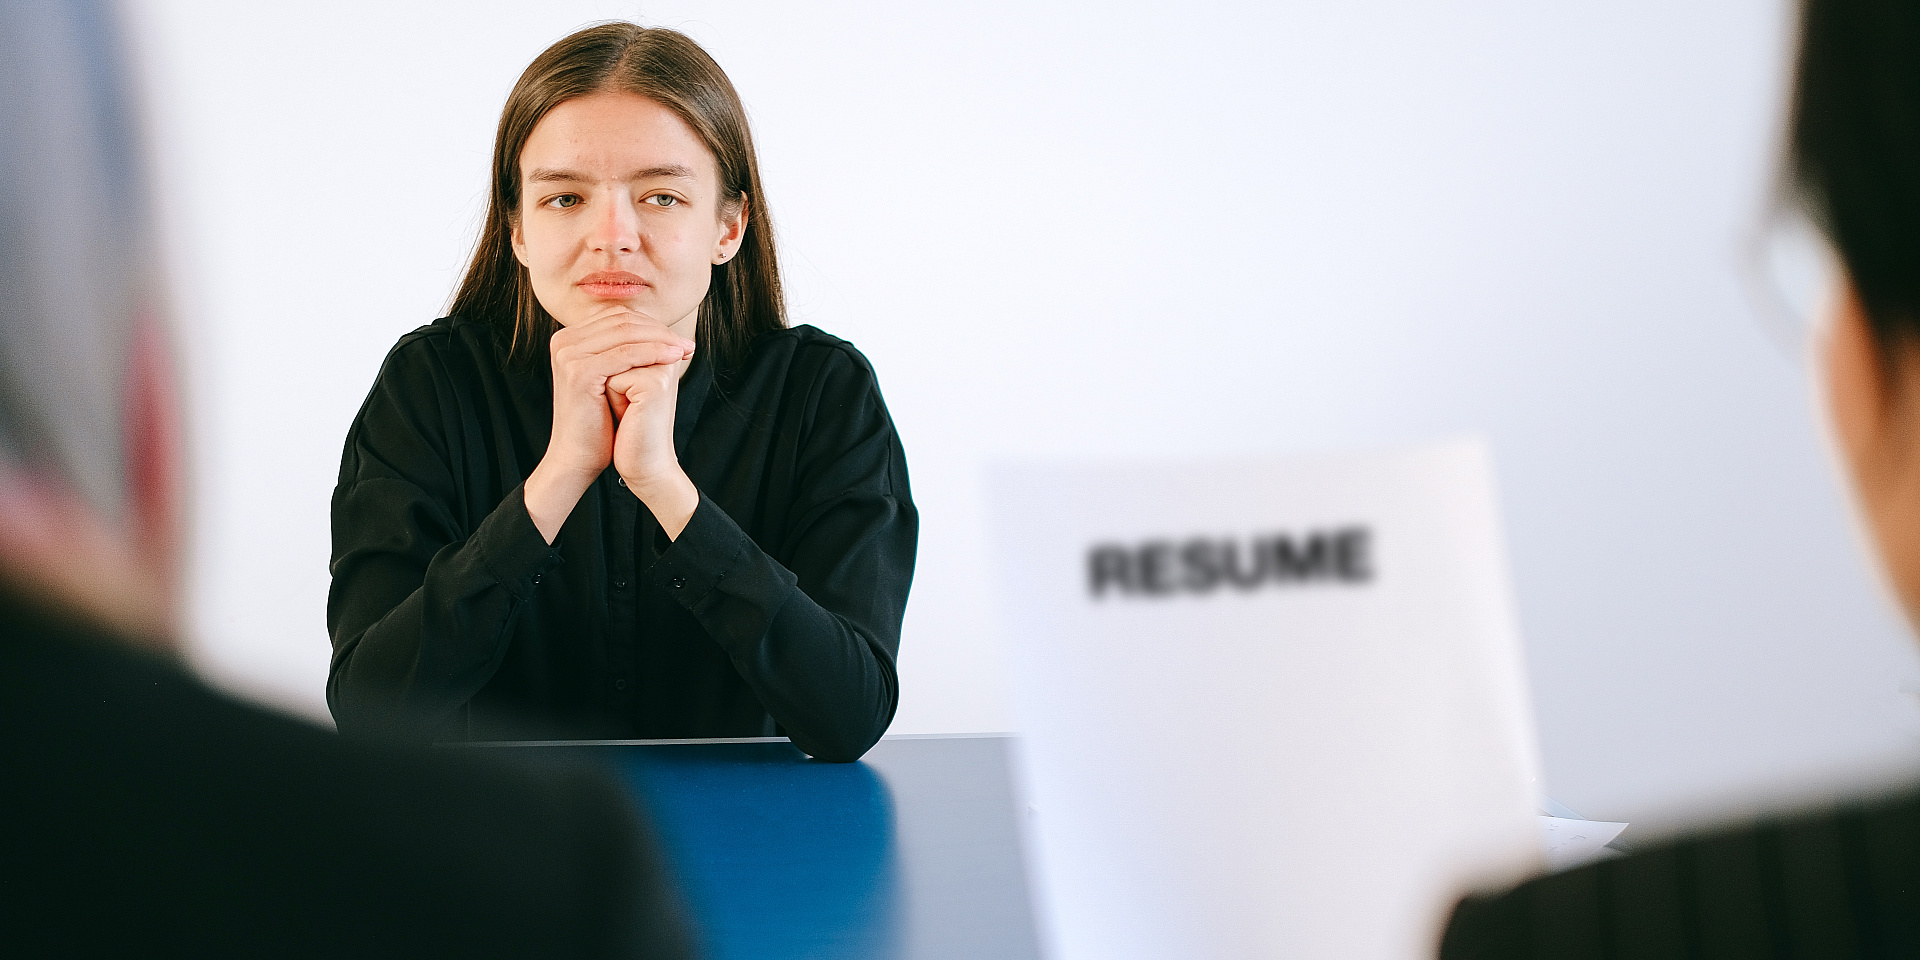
left=325, top=338, right=561, bottom=737
left=644, top=345, right=916, bottom=762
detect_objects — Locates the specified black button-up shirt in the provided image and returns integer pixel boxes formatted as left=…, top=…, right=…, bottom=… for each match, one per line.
left=326, top=317, right=916, bottom=761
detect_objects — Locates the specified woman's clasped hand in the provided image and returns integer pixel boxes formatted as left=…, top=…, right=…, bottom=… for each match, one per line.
left=526, top=305, right=699, bottom=544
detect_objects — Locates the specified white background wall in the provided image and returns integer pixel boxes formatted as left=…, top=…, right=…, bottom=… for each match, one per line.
left=126, top=0, right=1920, bottom=831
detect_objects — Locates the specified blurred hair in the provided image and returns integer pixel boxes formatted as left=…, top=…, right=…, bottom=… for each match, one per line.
left=450, top=23, right=787, bottom=369
left=0, top=0, right=151, bottom=522
left=1790, top=0, right=1920, bottom=351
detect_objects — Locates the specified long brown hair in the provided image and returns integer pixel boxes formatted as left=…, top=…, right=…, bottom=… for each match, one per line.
left=449, top=23, right=786, bottom=367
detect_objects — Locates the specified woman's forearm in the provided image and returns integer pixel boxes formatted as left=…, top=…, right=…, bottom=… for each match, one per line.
left=629, top=467, right=700, bottom=541
left=523, top=458, right=598, bottom=544
left=735, top=595, right=899, bottom=762
left=328, top=482, right=559, bottom=736
left=645, top=492, right=912, bottom=761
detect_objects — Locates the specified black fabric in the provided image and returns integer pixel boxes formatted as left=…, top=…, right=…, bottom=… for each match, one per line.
left=1438, top=792, right=1920, bottom=959
left=327, top=317, right=915, bottom=761
left=0, top=594, right=693, bottom=959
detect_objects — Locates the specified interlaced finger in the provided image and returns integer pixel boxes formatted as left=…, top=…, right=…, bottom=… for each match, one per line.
left=566, top=342, right=685, bottom=383
left=556, top=313, right=694, bottom=357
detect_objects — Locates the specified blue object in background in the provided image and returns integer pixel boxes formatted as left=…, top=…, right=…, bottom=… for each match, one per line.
left=614, top=741, right=901, bottom=960
left=517, top=736, right=1041, bottom=960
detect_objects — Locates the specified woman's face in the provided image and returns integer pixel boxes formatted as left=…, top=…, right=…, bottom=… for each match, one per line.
left=511, top=90, right=746, bottom=336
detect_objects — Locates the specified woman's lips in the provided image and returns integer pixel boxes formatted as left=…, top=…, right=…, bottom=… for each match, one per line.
left=577, top=271, right=648, bottom=298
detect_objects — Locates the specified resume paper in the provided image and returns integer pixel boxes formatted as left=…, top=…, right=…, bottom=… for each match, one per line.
left=986, top=440, right=1546, bottom=960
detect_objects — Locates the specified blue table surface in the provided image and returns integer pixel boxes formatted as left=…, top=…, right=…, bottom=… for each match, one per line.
left=496, top=734, right=1043, bottom=960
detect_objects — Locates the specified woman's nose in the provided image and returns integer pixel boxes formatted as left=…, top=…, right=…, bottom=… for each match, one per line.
left=590, top=192, right=642, bottom=253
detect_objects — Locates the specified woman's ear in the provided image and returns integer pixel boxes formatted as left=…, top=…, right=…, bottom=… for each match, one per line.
left=1825, top=280, right=1887, bottom=479
left=1824, top=278, right=1920, bottom=630
left=509, top=216, right=530, bottom=268
left=714, top=194, right=749, bottom=264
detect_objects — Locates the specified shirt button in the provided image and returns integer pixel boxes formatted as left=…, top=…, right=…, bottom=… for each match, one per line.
left=530, top=574, right=542, bottom=585
left=612, top=578, right=628, bottom=590
left=616, top=476, right=627, bottom=488
left=614, top=679, right=627, bottom=691
left=671, top=577, right=686, bottom=589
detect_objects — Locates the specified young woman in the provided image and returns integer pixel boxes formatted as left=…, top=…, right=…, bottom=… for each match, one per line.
left=327, top=24, right=915, bottom=762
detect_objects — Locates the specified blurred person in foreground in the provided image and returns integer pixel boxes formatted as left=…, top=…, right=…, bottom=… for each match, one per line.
left=1441, top=0, right=1920, bottom=956
left=0, top=2, right=693, bottom=957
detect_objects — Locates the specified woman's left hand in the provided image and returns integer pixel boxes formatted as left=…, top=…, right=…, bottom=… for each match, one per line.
left=608, top=356, right=700, bottom=538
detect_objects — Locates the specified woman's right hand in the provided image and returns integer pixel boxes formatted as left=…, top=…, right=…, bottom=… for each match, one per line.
left=524, top=306, right=694, bottom=543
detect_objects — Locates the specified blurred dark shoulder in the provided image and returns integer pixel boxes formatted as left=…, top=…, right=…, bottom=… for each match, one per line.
left=0, top=589, right=692, bottom=960
left=1440, top=793, right=1920, bottom=959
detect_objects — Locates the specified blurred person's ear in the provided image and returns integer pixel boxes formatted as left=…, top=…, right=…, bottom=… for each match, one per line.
left=1824, top=279, right=1920, bottom=633
left=0, top=472, right=174, bottom=646
left=126, top=306, right=185, bottom=626
left=0, top=309, right=181, bottom=649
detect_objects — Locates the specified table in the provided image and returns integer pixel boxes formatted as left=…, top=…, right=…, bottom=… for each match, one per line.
left=501, top=734, right=1044, bottom=960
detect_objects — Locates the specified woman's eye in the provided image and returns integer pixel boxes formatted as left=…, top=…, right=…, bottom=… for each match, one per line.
left=546, top=194, right=581, bottom=209
left=646, top=195, right=680, bottom=208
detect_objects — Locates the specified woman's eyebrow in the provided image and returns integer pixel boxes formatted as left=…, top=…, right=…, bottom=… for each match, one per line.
left=628, top=164, right=697, bottom=181
left=526, top=167, right=590, bottom=184
left=525, top=165, right=697, bottom=184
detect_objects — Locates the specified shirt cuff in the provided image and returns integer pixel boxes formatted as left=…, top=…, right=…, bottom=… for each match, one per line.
left=646, top=491, right=794, bottom=614
left=477, top=481, right=564, bottom=601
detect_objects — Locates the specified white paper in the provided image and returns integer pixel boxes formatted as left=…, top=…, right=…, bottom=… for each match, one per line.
left=1538, top=817, right=1628, bottom=871
left=986, top=440, right=1545, bottom=960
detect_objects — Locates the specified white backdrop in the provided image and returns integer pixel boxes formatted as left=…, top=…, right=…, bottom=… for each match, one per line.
left=126, top=0, right=1920, bottom=831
